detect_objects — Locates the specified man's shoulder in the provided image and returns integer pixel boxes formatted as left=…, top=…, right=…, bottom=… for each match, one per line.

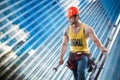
left=82, top=23, right=92, bottom=30
left=82, top=23, right=94, bottom=35
left=64, top=26, right=70, bottom=31
left=63, top=26, right=69, bottom=36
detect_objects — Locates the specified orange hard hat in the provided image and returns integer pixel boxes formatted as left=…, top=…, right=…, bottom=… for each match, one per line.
left=67, top=6, right=80, bottom=18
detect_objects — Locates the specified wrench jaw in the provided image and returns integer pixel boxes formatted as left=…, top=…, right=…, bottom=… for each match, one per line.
left=53, top=64, right=60, bottom=72
left=53, top=67, right=57, bottom=72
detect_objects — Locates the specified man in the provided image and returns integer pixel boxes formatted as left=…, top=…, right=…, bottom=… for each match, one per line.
left=59, top=6, right=107, bottom=80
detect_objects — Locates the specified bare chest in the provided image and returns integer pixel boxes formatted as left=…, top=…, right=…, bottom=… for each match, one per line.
left=71, top=27, right=89, bottom=38
left=71, top=27, right=81, bottom=34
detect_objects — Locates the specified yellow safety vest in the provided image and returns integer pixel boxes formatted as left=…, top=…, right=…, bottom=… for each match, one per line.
left=68, top=23, right=90, bottom=53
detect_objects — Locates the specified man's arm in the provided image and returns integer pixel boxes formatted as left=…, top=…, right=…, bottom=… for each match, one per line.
left=59, top=35, right=69, bottom=65
left=88, top=27, right=107, bottom=53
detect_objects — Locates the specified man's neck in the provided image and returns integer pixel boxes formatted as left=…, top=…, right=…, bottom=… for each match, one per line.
left=72, top=21, right=81, bottom=28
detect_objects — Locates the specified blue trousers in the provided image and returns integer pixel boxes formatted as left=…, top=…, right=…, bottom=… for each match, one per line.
left=72, top=55, right=88, bottom=80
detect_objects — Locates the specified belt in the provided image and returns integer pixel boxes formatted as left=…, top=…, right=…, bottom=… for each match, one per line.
left=77, top=52, right=82, bottom=54
left=70, top=52, right=90, bottom=60
left=71, top=51, right=89, bottom=55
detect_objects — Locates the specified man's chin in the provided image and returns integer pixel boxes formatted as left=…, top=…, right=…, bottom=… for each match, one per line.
left=71, top=24, right=75, bottom=27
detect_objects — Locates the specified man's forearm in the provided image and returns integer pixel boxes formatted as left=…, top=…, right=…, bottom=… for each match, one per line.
left=60, top=43, right=67, bottom=59
left=94, top=39, right=103, bottom=50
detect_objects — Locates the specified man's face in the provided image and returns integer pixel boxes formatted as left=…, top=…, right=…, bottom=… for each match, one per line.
left=68, top=15, right=79, bottom=25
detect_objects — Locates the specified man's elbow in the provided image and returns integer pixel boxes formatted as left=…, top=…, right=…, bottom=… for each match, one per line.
left=93, top=39, right=101, bottom=45
left=93, top=39, right=98, bottom=43
left=62, top=42, right=67, bottom=46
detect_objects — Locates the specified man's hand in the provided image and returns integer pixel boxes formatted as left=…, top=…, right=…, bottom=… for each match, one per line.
left=53, top=58, right=63, bottom=72
left=101, top=47, right=107, bottom=53
left=59, top=58, right=64, bottom=65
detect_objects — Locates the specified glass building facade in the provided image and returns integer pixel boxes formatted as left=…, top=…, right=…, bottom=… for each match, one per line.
left=0, top=0, right=120, bottom=80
